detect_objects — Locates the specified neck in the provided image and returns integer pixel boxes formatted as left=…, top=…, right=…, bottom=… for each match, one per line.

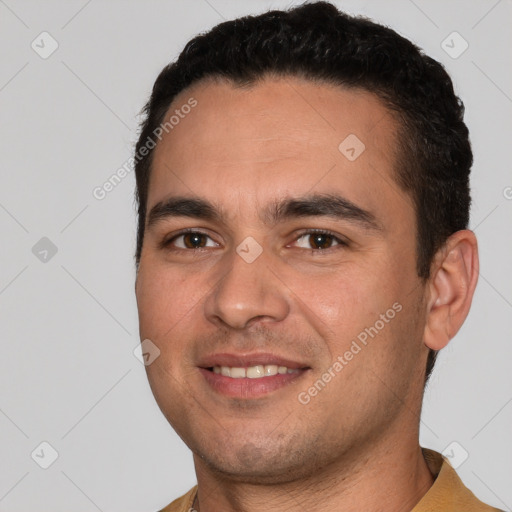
left=192, top=434, right=435, bottom=512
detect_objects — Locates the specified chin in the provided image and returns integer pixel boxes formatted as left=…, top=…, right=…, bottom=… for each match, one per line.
left=194, top=437, right=321, bottom=484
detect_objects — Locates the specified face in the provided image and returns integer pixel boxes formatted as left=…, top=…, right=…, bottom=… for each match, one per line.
left=135, top=77, right=431, bottom=484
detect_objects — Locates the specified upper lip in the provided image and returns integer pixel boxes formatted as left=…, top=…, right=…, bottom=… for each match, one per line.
left=198, top=352, right=310, bottom=370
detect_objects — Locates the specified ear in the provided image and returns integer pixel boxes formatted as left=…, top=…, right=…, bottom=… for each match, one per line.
left=423, top=230, right=479, bottom=351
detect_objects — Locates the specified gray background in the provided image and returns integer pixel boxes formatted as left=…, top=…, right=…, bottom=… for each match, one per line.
left=0, top=0, right=511, bottom=510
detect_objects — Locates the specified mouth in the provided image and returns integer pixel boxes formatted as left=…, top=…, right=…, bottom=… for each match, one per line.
left=210, top=364, right=300, bottom=378
left=198, top=353, right=310, bottom=399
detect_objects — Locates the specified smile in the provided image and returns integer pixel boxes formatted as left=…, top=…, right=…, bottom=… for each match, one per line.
left=211, top=365, right=300, bottom=379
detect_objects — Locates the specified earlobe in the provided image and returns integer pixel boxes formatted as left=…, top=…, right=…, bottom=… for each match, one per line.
left=423, top=230, right=479, bottom=351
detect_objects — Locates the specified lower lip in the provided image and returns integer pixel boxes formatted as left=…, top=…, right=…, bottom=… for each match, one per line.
left=199, top=368, right=308, bottom=398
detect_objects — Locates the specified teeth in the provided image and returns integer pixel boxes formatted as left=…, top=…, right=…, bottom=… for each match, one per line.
left=212, top=365, right=299, bottom=379
left=264, top=364, right=278, bottom=376
left=246, top=365, right=264, bottom=378
left=230, top=367, right=246, bottom=378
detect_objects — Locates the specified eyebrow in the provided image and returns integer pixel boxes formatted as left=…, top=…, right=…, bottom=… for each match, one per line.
left=146, top=193, right=382, bottom=232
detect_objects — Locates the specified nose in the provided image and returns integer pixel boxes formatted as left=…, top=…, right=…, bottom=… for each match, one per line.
left=203, top=244, right=290, bottom=330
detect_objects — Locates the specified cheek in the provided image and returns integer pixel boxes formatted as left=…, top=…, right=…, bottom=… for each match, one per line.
left=290, top=264, right=391, bottom=335
left=136, top=264, right=205, bottom=420
left=136, top=260, right=206, bottom=340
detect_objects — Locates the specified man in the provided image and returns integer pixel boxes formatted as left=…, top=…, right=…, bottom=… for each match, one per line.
left=133, top=2, right=502, bottom=510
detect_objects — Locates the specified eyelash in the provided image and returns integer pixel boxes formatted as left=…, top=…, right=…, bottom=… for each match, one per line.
left=297, top=229, right=349, bottom=253
left=161, top=228, right=348, bottom=253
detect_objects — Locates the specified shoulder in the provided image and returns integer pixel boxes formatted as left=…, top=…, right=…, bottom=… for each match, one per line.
left=413, top=449, right=504, bottom=512
left=156, top=486, right=198, bottom=512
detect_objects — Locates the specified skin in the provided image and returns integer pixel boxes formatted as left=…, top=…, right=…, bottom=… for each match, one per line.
left=135, top=76, right=479, bottom=512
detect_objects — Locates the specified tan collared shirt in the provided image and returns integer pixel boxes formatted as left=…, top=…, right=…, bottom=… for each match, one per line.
left=158, top=449, right=503, bottom=511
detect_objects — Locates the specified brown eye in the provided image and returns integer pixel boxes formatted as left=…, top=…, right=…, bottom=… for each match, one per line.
left=165, top=231, right=218, bottom=250
left=294, top=231, right=345, bottom=250
left=182, top=233, right=207, bottom=248
left=308, top=233, right=335, bottom=249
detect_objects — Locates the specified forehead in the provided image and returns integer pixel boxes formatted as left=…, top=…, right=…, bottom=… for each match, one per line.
left=148, top=76, right=411, bottom=226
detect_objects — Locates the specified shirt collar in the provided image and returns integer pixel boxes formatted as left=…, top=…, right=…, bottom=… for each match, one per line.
left=411, top=448, right=502, bottom=511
